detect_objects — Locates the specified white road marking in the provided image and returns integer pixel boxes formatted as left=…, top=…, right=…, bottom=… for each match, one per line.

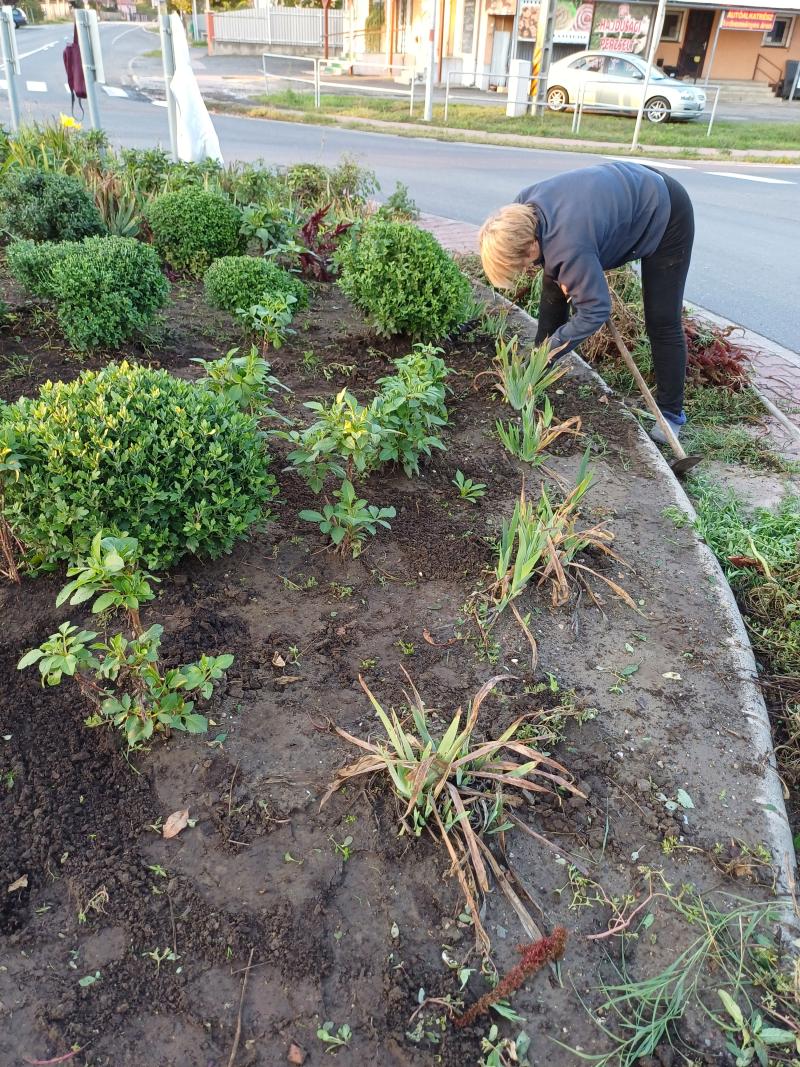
left=16, top=40, right=58, bottom=61
left=26, top=80, right=48, bottom=92
left=152, top=99, right=168, bottom=107
left=102, top=85, right=129, bottom=97
left=707, top=171, right=795, bottom=185
left=0, top=79, right=6, bottom=91
left=608, top=156, right=692, bottom=170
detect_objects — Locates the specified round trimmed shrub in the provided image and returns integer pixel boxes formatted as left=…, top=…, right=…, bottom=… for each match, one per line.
left=144, top=189, right=243, bottom=275
left=204, top=255, right=308, bottom=313
left=0, top=168, right=104, bottom=243
left=7, top=236, right=170, bottom=351
left=1, top=361, right=278, bottom=572
left=337, top=220, right=472, bottom=341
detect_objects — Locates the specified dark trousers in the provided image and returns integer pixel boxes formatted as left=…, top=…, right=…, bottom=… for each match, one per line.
left=535, top=172, right=695, bottom=416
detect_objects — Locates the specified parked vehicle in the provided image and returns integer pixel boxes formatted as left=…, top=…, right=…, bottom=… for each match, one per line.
left=546, top=50, right=706, bottom=123
left=12, top=6, right=28, bottom=27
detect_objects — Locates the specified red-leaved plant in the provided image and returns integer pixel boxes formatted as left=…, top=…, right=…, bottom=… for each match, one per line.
left=298, top=204, right=353, bottom=282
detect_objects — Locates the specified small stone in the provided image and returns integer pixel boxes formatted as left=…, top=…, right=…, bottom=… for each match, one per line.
left=172, top=574, right=188, bottom=586
left=288, top=1042, right=307, bottom=1065
left=636, top=778, right=652, bottom=793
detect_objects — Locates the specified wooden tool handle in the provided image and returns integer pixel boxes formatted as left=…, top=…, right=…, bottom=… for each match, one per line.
left=606, top=319, right=688, bottom=461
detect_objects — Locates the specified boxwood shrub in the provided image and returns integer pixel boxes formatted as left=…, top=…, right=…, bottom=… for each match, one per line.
left=1, top=361, right=277, bottom=572
left=144, top=188, right=243, bottom=275
left=7, top=236, right=169, bottom=351
left=337, top=220, right=472, bottom=341
left=0, top=168, right=104, bottom=243
left=204, top=255, right=308, bottom=313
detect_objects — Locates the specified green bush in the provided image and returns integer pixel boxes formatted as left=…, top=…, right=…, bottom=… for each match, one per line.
left=7, top=236, right=169, bottom=350
left=284, top=158, right=378, bottom=208
left=144, top=188, right=243, bottom=275
left=337, top=220, right=472, bottom=341
left=0, top=168, right=104, bottom=242
left=1, top=361, right=277, bottom=572
left=204, top=255, right=308, bottom=313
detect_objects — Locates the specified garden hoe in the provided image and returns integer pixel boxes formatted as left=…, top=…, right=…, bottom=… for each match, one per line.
left=606, top=319, right=702, bottom=477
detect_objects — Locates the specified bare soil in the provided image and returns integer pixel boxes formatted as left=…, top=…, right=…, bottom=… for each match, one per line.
left=0, top=273, right=783, bottom=1067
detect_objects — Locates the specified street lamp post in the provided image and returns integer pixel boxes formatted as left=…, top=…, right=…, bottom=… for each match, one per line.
left=631, top=0, right=667, bottom=151
left=423, top=0, right=440, bottom=121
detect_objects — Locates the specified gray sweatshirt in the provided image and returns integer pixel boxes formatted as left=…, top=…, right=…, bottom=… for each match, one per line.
left=515, top=161, right=670, bottom=354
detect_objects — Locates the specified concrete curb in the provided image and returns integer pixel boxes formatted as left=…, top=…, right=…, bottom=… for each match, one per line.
left=480, top=282, right=800, bottom=934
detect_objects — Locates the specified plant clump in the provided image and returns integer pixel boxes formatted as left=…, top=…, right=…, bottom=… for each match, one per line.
left=0, top=167, right=105, bottom=242
left=7, top=236, right=169, bottom=350
left=0, top=361, right=277, bottom=572
left=337, top=219, right=472, bottom=342
left=203, top=255, right=308, bottom=314
left=145, top=188, right=243, bottom=275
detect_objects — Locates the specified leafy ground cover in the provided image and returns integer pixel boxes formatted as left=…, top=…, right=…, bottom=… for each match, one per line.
left=0, top=125, right=798, bottom=1067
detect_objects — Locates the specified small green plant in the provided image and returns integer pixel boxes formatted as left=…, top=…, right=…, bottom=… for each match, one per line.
left=396, top=639, right=415, bottom=656
left=143, top=947, right=180, bottom=973
left=717, top=989, right=797, bottom=1065
left=300, top=480, right=395, bottom=558
left=330, top=834, right=353, bottom=860
left=337, top=219, right=472, bottom=341
left=316, top=1021, right=352, bottom=1052
left=496, top=398, right=581, bottom=464
left=322, top=675, right=579, bottom=952
left=145, top=189, right=243, bottom=275
left=236, top=293, right=297, bottom=352
left=453, top=470, right=487, bottom=503
left=484, top=336, right=566, bottom=411
left=0, top=424, right=25, bottom=582
left=203, top=254, right=308, bottom=313
left=239, top=201, right=301, bottom=255
left=18, top=533, right=233, bottom=748
left=7, top=236, right=169, bottom=351
left=373, top=346, right=450, bottom=476
left=375, top=181, right=419, bottom=221
left=0, top=167, right=104, bottom=242
left=480, top=1025, right=531, bottom=1066
left=192, top=345, right=290, bottom=416
left=1, top=361, right=277, bottom=571
left=283, top=389, right=387, bottom=492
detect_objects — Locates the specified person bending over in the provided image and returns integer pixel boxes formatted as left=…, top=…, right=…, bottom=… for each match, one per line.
left=478, top=161, right=694, bottom=443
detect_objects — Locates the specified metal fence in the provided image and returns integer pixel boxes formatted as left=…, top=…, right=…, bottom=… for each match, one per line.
left=570, top=77, right=722, bottom=140
left=443, top=70, right=512, bottom=123
left=262, top=52, right=418, bottom=113
left=213, top=7, right=345, bottom=49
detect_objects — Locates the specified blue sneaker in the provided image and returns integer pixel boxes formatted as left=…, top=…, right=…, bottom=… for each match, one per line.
left=650, top=409, right=686, bottom=445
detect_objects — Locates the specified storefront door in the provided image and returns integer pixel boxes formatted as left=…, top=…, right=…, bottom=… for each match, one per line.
left=677, top=9, right=715, bottom=78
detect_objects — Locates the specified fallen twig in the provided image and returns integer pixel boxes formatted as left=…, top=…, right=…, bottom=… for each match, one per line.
left=23, top=1052, right=82, bottom=1066
left=227, top=947, right=255, bottom=1067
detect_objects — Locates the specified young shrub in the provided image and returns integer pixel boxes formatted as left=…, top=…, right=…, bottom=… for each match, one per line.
left=18, top=532, right=233, bottom=748
left=144, top=188, right=243, bottom=275
left=5, top=239, right=73, bottom=299
left=0, top=167, right=104, bottom=242
left=1, top=361, right=278, bottom=572
left=203, top=255, right=308, bottom=313
left=192, top=344, right=290, bottom=416
left=236, top=293, right=297, bottom=353
left=9, top=236, right=169, bottom=351
left=337, top=220, right=472, bottom=341
left=300, top=479, right=395, bottom=558
left=373, top=345, right=450, bottom=476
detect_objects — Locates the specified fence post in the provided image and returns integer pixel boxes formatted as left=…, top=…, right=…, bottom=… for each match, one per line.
left=506, top=58, right=531, bottom=117
left=74, top=5, right=102, bottom=130
left=157, top=1, right=179, bottom=162
left=0, top=8, right=20, bottom=133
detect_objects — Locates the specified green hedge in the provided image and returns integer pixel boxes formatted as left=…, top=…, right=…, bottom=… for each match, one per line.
left=0, top=168, right=104, bottom=243
left=144, top=188, right=243, bottom=275
left=1, top=362, right=278, bottom=571
left=7, top=236, right=169, bottom=351
left=337, top=220, right=471, bottom=341
left=204, top=255, right=309, bottom=313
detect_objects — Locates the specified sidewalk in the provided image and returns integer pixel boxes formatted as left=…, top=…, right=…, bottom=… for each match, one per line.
left=417, top=211, right=800, bottom=454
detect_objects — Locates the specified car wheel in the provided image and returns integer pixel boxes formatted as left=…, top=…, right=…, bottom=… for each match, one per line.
left=547, top=86, right=569, bottom=112
left=645, top=96, right=671, bottom=123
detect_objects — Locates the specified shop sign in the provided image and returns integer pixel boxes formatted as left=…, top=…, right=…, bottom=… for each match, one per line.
left=721, top=9, right=775, bottom=31
left=517, top=0, right=594, bottom=43
left=589, top=1, right=655, bottom=54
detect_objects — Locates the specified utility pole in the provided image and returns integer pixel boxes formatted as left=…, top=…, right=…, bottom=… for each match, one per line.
left=423, top=0, right=440, bottom=121
left=631, top=0, right=667, bottom=151
left=531, top=0, right=555, bottom=115
left=157, top=0, right=179, bottom=161
left=74, top=1, right=102, bottom=129
left=0, top=6, right=20, bottom=132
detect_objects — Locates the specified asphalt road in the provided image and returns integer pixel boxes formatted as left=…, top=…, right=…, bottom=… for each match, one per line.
left=2, top=23, right=799, bottom=350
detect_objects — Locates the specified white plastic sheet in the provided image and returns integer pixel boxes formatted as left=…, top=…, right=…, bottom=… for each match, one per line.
left=169, top=13, right=223, bottom=164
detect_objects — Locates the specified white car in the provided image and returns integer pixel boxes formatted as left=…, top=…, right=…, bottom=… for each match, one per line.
left=546, top=50, right=706, bottom=123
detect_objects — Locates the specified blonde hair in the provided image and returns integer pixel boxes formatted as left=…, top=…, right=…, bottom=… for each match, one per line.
left=478, top=203, right=539, bottom=289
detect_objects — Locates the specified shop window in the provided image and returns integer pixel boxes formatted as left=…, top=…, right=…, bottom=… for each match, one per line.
left=661, top=9, right=685, bottom=42
left=763, top=16, right=794, bottom=47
